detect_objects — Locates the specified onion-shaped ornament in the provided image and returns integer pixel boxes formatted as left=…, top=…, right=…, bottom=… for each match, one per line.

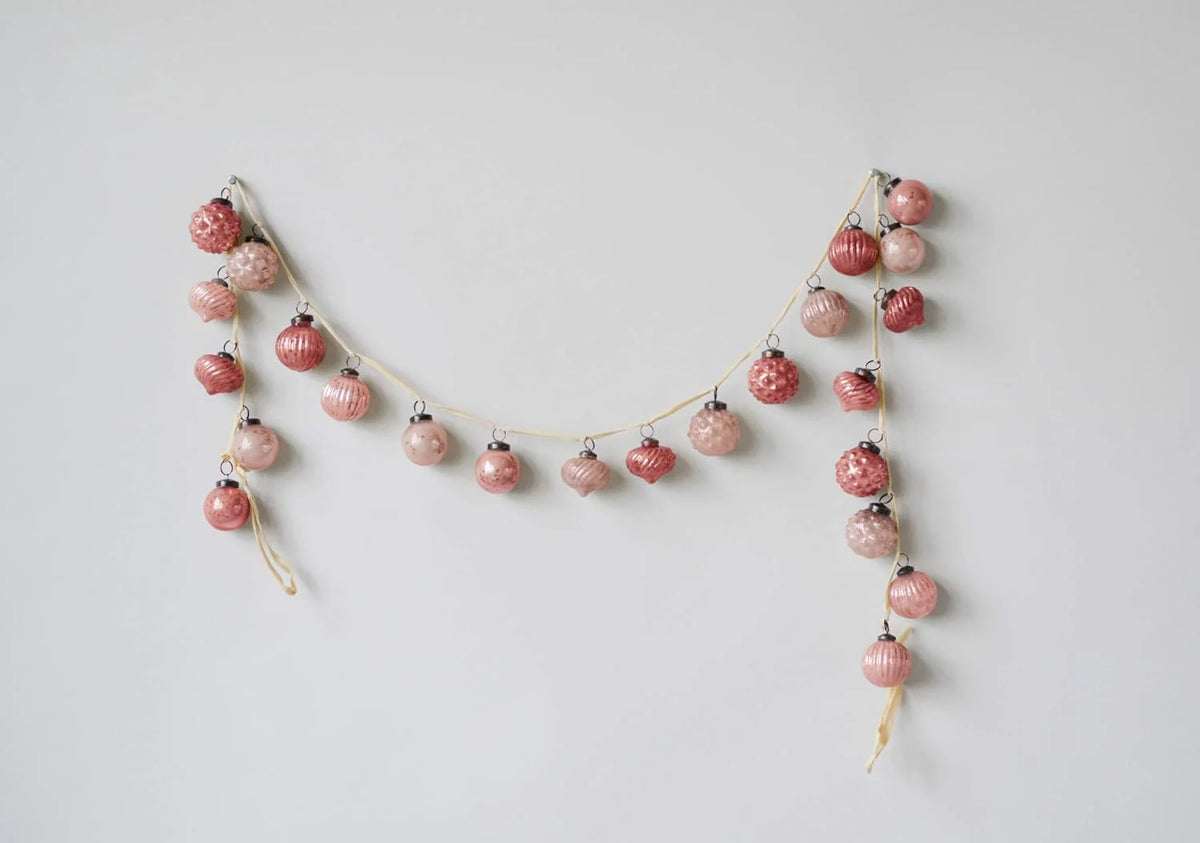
left=475, top=435, right=521, bottom=493
left=561, top=444, right=611, bottom=497
left=687, top=397, right=739, bottom=456
left=747, top=337, right=800, bottom=404
left=232, top=417, right=280, bottom=471
left=845, top=501, right=898, bottom=558
left=626, top=430, right=676, bottom=484
left=862, top=631, right=913, bottom=687
left=275, top=313, right=327, bottom=372
left=188, top=273, right=237, bottom=323
left=194, top=349, right=244, bottom=395
left=828, top=214, right=879, bottom=276
left=226, top=235, right=279, bottom=291
left=879, top=221, right=926, bottom=274
left=835, top=439, right=889, bottom=497
left=203, top=476, right=250, bottom=531
left=800, top=283, right=850, bottom=338
left=881, top=286, right=925, bottom=333
left=889, top=564, right=939, bottom=619
left=832, top=365, right=880, bottom=412
left=321, top=365, right=371, bottom=421
left=884, top=177, right=933, bottom=225
left=189, top=192, right=241, bottom=253
left=402, top=407, right=449, bottom=466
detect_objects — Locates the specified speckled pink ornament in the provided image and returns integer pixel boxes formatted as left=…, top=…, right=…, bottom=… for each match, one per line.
left=885, top=178, right=933, bottom=225
left=748, top=347, right=800, bottom=404
left=626, top=437, right=676, bottom=484
left=225, top=237, right=279, bottom=291
left=882, top=286, right=925, bottom=333
left=561, top=449, right=611, bottom=497
left=687, top=400, right=740, bottom=456
left=832, top=367, right=879, bottom=412
left=800, top=286, right=850, bottom=337
left=194, top=351, right=244, bottom=395
left=828, top=224, right=878, bottom=276
left=189, top=196, right=241, bottom=253
left=476, top=441, right=521, bottom=493
left=232, top=418, right=279, bottom=471
left=845, top=502, right=898, bottom=558
left=862, top=634, right=912, bottom=687
left=879, top=224, right=926, bottom=274
left=275, top=314, right=327, bottom=372
left=889, top=566, right=939, bottom=619
left=188, top=278, right=237, bottom=322
left=321, top=368, right=371, bottom=421
left=835, top=441, right=889, bottom=497
left=402, top=412, right=449, bottom=466
left=203, top=479, right=250, bottom=531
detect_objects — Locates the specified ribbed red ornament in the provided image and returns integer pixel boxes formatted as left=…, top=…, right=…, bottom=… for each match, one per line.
left=203, top=479, right=250, bottom=531
left=275, top=314, right=327, bottom=372
left=194, top=351, right=244, bottom=395
left=828, top=225, right=878, bottom=276
left=321, top=368, right=371, bottom=421
left=188, top=279, right=237, bottom=323
left=882, top=286, right=925, bottom=333
left=748, top=348, right=800, bottom=404
left=189, top=197, right=241, bottom=253
left=832, top=368, right=879, bottom=412
left=889, top=567, right=939, bottom=619
left=835, top=441, right=889, bottom=497
left=626, top=438, right=676, bottom=484
left=862, top=635, right=912, bottom=687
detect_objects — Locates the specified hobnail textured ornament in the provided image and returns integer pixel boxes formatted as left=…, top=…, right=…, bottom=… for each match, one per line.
left=232, top=418, right=279, bottom=471
left=194, top=351, right=244, bottom=395
left=275, top=314, right=327, bottom=372
left=687, top=400, right=740, bottom=456
left=626, top=437, right=676, bottom=484
left=188, top=278, right=237, bottom=322
left=321, top=368, right=371, bottom=421
left=203, top=479, right=250, bottom=531
left=862, top=634, right=913, bottom=687
left=882, top=286, right=925, bottom=333
left=402, top=413, right=449, bottom=466
left=225, top=237, right=279, bottom=291
left=189, top=197, right=241, bottom=253
left=889, top=566, right=939, bottom=619
left=828, top=223, right=879, bottom=276
left=879, top=223, right=926, bottom=274
left=748, top=347, right=800, bottom=404
left=833, top=367, right=880, bottom=412
left=476, top=440, right=520, bottom=493
left=800, top=286, right=850, bottom=337
left=561, top=449, right=611, bottom=497
left=845, top=502, right=898, bottom=558
left=835, top=441, right=889, bottom=497
left=884, top=178, right=933, bottom=225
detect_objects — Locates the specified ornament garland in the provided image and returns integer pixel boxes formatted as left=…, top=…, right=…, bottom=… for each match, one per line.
left=185, top=169, right=940, bottom=770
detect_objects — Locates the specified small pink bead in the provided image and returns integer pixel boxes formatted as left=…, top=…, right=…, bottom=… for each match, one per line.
left=194, top=352, right=244, bottom=395
left=687, top=401, right=740, bottom=456
left=828, top=226, right=878, bottom=276
left=233, top=420, right=280, bottom=471
left=188, top=279, right=237, bottom=322
left=880, top=226, right=926, bottom=274
left=862, top=636, right=912, bottom=687
left=561, top=452, right=611, bottom=497
left=403, top=416, right=449, bottom=466
left=832, top=369, right=879, bottom=412
left=886, top=179, right=933, bottom=225
left=845, top=505, right=898, bottom=558
left=835, top=443, right=889, bottom=497
left=226, top=239, right=279, bottom=291
left=889, top=569, right=939, bottom=619
left=276, top=315, right=327, bottom=372
left=748, top=350, right=800, bottom=404
left=189, top=198, right=241, bottom=253
left=321, top=369, right=371, bottom=421
left=882, top=286, right=925, bottom=333
left=203, top=481, right=250, bottom=531
left=476, top=444, right=520, bottom=493
left=626, top=438, right=676, bottom=484
left=800, top=287, right=850, bottom=337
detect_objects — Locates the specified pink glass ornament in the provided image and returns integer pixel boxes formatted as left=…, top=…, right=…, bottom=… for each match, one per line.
left=275, top=314, right=327, bottom=372
left=832, top=367, right=880, bottom=412
left=561, top=448, right=611, bottom=497
left=226, top=237, right=279, bottom=291
left=845, top=502, right=898, bottom=558
left=402, top=412, right=449, bottom=466
left=321, top=368, right=371, bottom=421
left=194, top=351, right=244, bottom=395
left=203, top=478, right=250, bottom=531
left=800, top=286, right=850, bottom=337
left=626, top=437, right=676, bottom=484
left=835, top=441, right=889, bottom=497
left=889, top=566, right=939, bottom=619
left=862, top=633, right=913, bottom=687
left=687, top=399, right=740, bottom=456
left=748, top=346, right=800, bottom=404
left=189, top=196, right=241, bottom=253
left=188, top=277, right=237, bottom=322
left=475, top=440, right=521, bottom=493
left=882, top=286, right=925, bottom=333
left=879, top=223, right=926, bottom=274
left=884, top=178, right=933, bottom=225
left=828, top=223, right=878, bottom=276
left=232, top=417, right=279, bottom=471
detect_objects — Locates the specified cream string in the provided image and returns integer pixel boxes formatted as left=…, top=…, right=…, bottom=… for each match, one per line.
left=865, top=625, right=912, bottom=772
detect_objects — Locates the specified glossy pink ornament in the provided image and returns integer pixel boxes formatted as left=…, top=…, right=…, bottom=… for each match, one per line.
left=835, top=440, right=889, bottom=497
left=232, top=417, right=279, bottom=471
left=828, top=222, right=878, bottom=276
left=845, top=502, right=898, bottom=558
left=475, top=440, right=521, bottom=493
left=832, top=367, right=879, bottom=412
left=800, top=286, right=850, bottom=337
left=862, top=633, right=912, bottom=687
left=226, top=237, right=279, bottom=291
left=275, top=314, right=327, bottom=372
left=889, top=566, right=939, bottom=619
left=321, top=367, right=371, bottom=421
left=188, top=277, right=237, bottom=322
left=626, top=436, right=676, bottom=484
left=879, top=223, right=926, bottom=274
left=561, top=448, right=611, bottom=497
left=402, top=411, right=449, bottom=466
left=884, top=178, right=933, bottom=225
left=203, top=478, right=250, bottom=531
left=881, top=286, right=925, bottom=333
left=687, top=399, right=740, bottom=456
left=748, top=346, right=800, bottom=404
left=194, top=350, right=244, bottom=395
left=189, top=196, right=241, bottom=253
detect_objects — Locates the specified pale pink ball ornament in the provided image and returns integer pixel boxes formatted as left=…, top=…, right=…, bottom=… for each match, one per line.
left=800, top=282, right=850, bottom=338
left=832, top=366, right=880, bottom=412
left=194, top=348, right=244, bottom=396
left=828, top=214, right=879, bottom=276
left=626, top=428, right=677, bottom=484
left=275, top=313, right=327, bottom=372
left=845, top=501, right=898, bottom=558
left=884, top=177, right=933, bottom=225
left=881, top=286, right=926, bottom=333
left=321, top=364, right=371, bottom=421
left=225, top=235, right=279, bottom=291
left=889, top=564, right=939, bottom=619
left=862, top=631, right=913, bottom=687
left=835, top=439, right=889, bottom=497
left=747, top=337, right=800, bottom=404
left=561, top=444, right=611, bottom=497
left=879, top=222, right=926, bottom=274
left=687, top=397, right=740, bottom=456
left=203, top=477, right=250, bottom=531
left=189, top=191, right=241, bottom=253
left=232, top=417, right=280, bottom=471
left=402, top=405, right=449, bottom=466
left=188, top=273, right=237, bottom=323
left=475, top=434, right=521, bottom=493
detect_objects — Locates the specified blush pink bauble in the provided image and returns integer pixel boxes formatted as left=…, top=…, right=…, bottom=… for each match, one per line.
left=188, top=278, right=237, bottom=323
left=832, top=367, right=880, bottom=412
left=226, top=237, right=279, bottom=291
left=561, top=449, right=611, bottom=497
left=321, top=368, right=371, bottom=421
left=884, top=178, right=933, bottom=225
left=687, top=400, right=740, bottom=456
left=203, top=479, right=250, bottom=531
left=275, top=314, right=327, bottom=372
left=879, top=224, right=926, bottom=274
left=402, top=413, right=449, bottom=466
left=626, top=437, right=676, bottom=484
left=800, top=287, right=850, bottom=337
left=232, top=418, right=280, bottom=471
left=862, top=634, right=913, bottom=687
left=889, top=566, right=939, bottom=619
left=475, top=441, right=521, bottom=493
left=194, top=351, right=244, bottom=395
left=845, top=502, right=898, bottom=558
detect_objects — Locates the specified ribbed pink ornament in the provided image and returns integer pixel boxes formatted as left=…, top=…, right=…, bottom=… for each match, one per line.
left=321, top=368, right=371, bottom=421
left=800, top=287, right=850, bottom=337
left=189, top=198, right=241, bottom=253
left=835, top=442, right=889, bottom=497
left=828, top=225, right=879, bottom=276
left=475, top=442, right=521, bottom=493
left=748, top=349, right=800, bottom=404
left=882, top=286, right=925, bottom=333
left=561, top=450, right=611, bottom=496
left=833, top=368, right=879, bottom=412
left=275, top=314, right=327, bottom=372
left=862, top=635, right=912, bottom=687
left=687, top=400, right=740, bottom=456
left=225, top=238, right=279, bottom=291
left=188, top=279, right=237, bottom=322
left=845, top=503, right=898, bottom=558
left=626, top=438, right=676, bottom=484
left=889, top=567, right=939, bottom=619
left=402, top=413, right=449, bottom=466
left=879, top=225, right=926, bottom=274
left=203, top=479, right=250, bottom=531
left=232, top=418, right=279, bottom=471
left=885, top=178, right=933, bottom=225
left=194, top=351, right=244, bottom=395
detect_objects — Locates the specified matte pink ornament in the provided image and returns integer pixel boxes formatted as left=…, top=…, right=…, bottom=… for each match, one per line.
left=475, top=441, right=520, bottom=493
left=845, top=502, right=898, bottom=558
left=687, top=399, right=740, bottom=456
left=862, top=634, right=913, bottom=687
left=748, top=347, right=800, bottom=404
left=835, top=440, right=889, bottom=497
left=879, top=224, right=926, bottom=274
left=800, top=286, right=850, bottom=338
left=884, top=178, right=933, bottom=225
left=203, top=479, right=250, bottom=531
left=889, top=566, right=939, bottom=619
left=828, top=224, right=878, bottom=276
left=232, top=418, right=279, bottom=471
left=402, top=412, right=449, bottom=466
left=188, top=278, right=237, bottom=322
left=561, top=449, right=611, bottom=497
left=626, top=437, right=676, bottom=484
left=321, top=368, right=371, bottom=421
left=194, top=351, right=244, bottom=395
left=832, top=367, right=879, bottom=412
left=225, top=237, right=279, bottom=291
left=882, top=286, right=925, bottom=333
left=189, top=196, right=241, bottom=253
left=275, top=314, right=327, bottom=372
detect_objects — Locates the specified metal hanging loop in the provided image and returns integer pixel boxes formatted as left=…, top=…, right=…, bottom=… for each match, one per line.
left=222, top=340, right=238, bottom=354
left=295, top=300, right=310, bottom=315
left=345, top=353, right=362, bottom=370
left=765, top=333, right=782, bottom=350
left=491, top=427, right=507, bottom=443
left=219, top=459, right=234, bottom=477
left=413, top=399, right=426, bottom=415
left=805, top=273, right=823, bottom=291
left=846, top=210, right=862, bottom=227
left=216, top=266, right=229, bottom=281
left=583, top=436, right=597, bottom=451
left=867, top=428, right=884, bottom=444
left=639, top=423, right=655, bottom=439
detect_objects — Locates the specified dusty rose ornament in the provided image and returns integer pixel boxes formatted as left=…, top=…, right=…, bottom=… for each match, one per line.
left=889, top=564, right=939, bottom=619
left=232, top=416, right=280, bottom=471
left=189, top=190, right=241, bottom=253
left=475, top=432, right=520, bottom=493
left=832, top=364, right=880, bottom=412
left=561, top=441, right=611, bottom=497
left=879, top=221, right=926, bottom=274
left=884, top=177, right=933, bottom=225
left=846, top=501, right=898, bottom=558
left=321, top=362, right=371, bottom=421
left=203, top=466, right=250, bottom=531
left=188, top=270, right=237, bottom=323
left=226, top=234, right=279, bottom=291
left=194, top=347, right=244, bottom=395
left=881, top=286, right=926, bottom=333
left=687, top=395, right=740, bottom=456
left=800, top=279, right=850, bottom=338
left=862, top=629, right=913, bottom=687
left=275, top=312, right=327, bottom=372
left=402, top=403, right=449, bottom=466
left=835, top=438, right=889, bottom=497
left=747, top=336, right=800, bottom=404
left=626, top=427, right=676, bottom=484
left=828, top=213, right=878, bottom=276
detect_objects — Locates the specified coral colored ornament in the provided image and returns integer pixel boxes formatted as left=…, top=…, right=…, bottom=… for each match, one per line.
left=800, top=286, right=850, bottom=338
left=626, top=436, right=676, bottom=484
left=889, top=566, right=939, bottom=619
left=862, top=633, right=913, bottom=687
left=194, top=350, right=244, bottom=395
left=879, top=223, right=926, bottom=274
left=561, top=448, right=611, bottom=497
left=321, top=367, right=371, bottom=421
left=845, top=502, right=898, bottom=558
left=832, top=367, right=880, bottom=412
left=226, top=236, right=279, bottom=291
left=881, top=286, right=926, bottom=333
left=188, top=277, right=237, bottom=323
left=203, top=478, right=250, bottom=531
left=884, top=178, right=934, bottom=225
left=835, top=440, right=889, bottom=497
left=748, top=346, right=800, bottom=404
left=475, top=439, right=521, bottom=493
left=687, top=399, right=740, bottom=456
left=828, top=221, right=879, bottom=276
left=275, top=314, right=327, bottom=372
left=189, top=196, right=242, bottom=253
left=402, top=412, right=449, bottom=466
left=232, top=417, right=279, bottom=471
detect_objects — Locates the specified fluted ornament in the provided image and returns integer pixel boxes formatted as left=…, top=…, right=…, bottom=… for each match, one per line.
left=881, top=286, right=925, bottom=333
left=232, top=418, right=279, bottom=471
left=800, top=286, right=850, bottom=337
left=687, top=399, right=740, bottom=456
left=889, top=566, right=939, bottom=619
left=561, top=449, right=611, bottom=497
left=402, top=413, right=449, bottom=466
left=275, top=314, right=327, bottom=372
left=626, top=437, right=677, bottom=484
left=835, top=440, right=890, bottom=497
left=879, top=223, right=926, bottom=274
left=189, top=196, right=241, bottom=253
left=862, top=634, right=913, bottom=687
left=194, top=351, right=244, bottom=395
left=203, top=479, right=250, bottom=531
left=884, top=178, right=933, bottom=225
left=321, top=368, right=371, bottom=421
left=225, top=237, right=279, bottom=291
left=748, top=347, right=800, bottom=404
left=828, top=223, right=879, bottom=276
left=845, top=502, right=898, bottom=558
left=833, top=367, right=880, bottom=412
left=188, top=278, right=237, bottom=322
left=475, top=440, right=521, bottom=493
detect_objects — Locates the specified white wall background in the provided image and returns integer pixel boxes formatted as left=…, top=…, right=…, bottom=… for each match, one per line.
left=2, top=1, right=1197, bottom=840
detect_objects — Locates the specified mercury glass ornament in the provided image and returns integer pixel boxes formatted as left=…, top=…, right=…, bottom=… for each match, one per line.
left=194, top=351, right=243, bottom=395
left=845, top=502, right=898, bottom=558
left=832, top=367, right=879, bottom=412
left=203, top=479, right=250, bottom=531
left=475, top=440, right=521, bottom=493
left=275, top=314, right=327, bottom=372
left=232, top=418, right=280, bottom=471
left=188, top=278, right=237, bottom=322
left=879, top=223, right=926, bottom=274
left=321, top=368, right=371, bottom=421
left=561, top=448, right=611, bottom=497
left=687, top=399, right=740, bottom=456
left=226, top=236, right=279, bottom=291
left=862, top=634, right=913, bottom=687
left=884, top=178, right=933, bottom=225
left=402, top=412, right=449, bottom=466
left=835, top=440, right=889, bottom=497
left=189, top=196, right=241, bottom=253
left=800, top=286, right=850, bottom=337
left=889, top=566, right=939, bottom=619
left=748, top=347, right=800, bottom=404
left=626, top=437, right=676, bottom=484
left=881, top=286, right=926, bottom=333
left=828, top=222, right=878, bottom=276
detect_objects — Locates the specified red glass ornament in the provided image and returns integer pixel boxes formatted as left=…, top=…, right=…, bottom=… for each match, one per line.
left=194, top=350, right=243, bottom=395
left=189, top=196, right=241, bottom=253
left=862, top=633, right=912, bottom=687
left=800, top=286, right=850, bottom=337
left=275, top=314, right=327, bottom=372
left=884, top=178, right=933, bottom=225
left=748, top=347, right=800, bottom=404
left=889, top=566, right=939, bottom=619
left=561, top=448, right=611, bottom=497
left=188, top=278, right=237, bottom=322
left=475, top=440, right=521, bottom=493
left=881, top=286, right=925, bottom=333
left=321, top=368, right=371, bottom=421
left=626, top=437, right=676, bottom=484
left=879, top=223, right=925, bottom=274
left=835, top=440, right=889, bottom=497
left=832, top=367, right=879, bottom=412
left=203, top=478, right=250, bottom=531
left=828, top=222, right=878, bottom=276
